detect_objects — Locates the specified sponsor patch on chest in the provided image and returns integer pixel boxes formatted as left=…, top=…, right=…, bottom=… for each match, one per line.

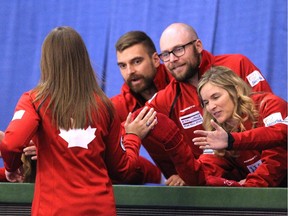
left=247, top=70, right=264, bottom=87
left=246, top=159, right=262, bottom=173
left=179, top=111, right=203, bottom=129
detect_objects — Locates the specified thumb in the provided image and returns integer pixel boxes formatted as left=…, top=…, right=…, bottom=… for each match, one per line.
left=210, top=119, right=221, bottom=130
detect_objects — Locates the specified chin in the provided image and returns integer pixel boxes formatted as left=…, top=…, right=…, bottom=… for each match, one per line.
left=215, top=118, right=224, bottom=124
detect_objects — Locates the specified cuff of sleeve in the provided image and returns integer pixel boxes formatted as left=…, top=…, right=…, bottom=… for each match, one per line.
left=227, top=132, right=235, bottom=150
left=124, top=133, right=141, bottom=142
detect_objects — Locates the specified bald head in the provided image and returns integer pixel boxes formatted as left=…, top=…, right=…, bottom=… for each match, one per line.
left=158, top=23, right=202, bottom=83
left=160, top=23, right=198, bottom=51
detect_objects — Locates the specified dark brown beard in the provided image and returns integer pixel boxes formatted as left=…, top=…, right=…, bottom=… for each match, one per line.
left=174, top=47, right=201, bottom=82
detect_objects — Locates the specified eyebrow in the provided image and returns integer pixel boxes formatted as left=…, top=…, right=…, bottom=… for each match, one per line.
left=161, top=43, right=186, bottom=53
left=117, top=56, right=143, bottom=66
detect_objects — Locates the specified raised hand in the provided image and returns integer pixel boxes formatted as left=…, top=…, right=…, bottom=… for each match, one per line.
left=193, top=119, right=228, bottom=150
left=124, top=107, right=157, bottom=140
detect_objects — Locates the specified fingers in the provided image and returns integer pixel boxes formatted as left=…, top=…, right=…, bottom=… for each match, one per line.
left=210, top=119, right=220, bottom=130
left=144, top=109, right=157, bottom=128
left=31, top=155, right=38, bottom=160
left=135, top=107, right=157, bottom=128
left=124, top=112, right=133, bottom=126
left=193, top=130, right=208, bottom=136
left=193, top=136, right=210, bottom=149
left=5, top=169, right=24, bottom=183
left=165, top=175, right=185, bottom=186
left=23, top=145, right=38, bottom=160
left=28, top=140, right=35, bottom=146
left=135, top=106, right=149, bottom=120
left=23, top=146, right=37, bottom=156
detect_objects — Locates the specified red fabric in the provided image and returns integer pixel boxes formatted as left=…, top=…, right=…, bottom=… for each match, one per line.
left=205, top=175, right=242, bottom=187
left=0, top=167, right=8, bottom=182
left=1, top=91, right=142, bottom=216
left=232, top=93, right=287, bottom=150
left=156, top=92, right=287, bottom=187
left=199, top=50, right=272, bottom=93
left=144, top=112, right=183, bottom=148
left=111, top=64, right=176, bottom=179
left=145, top=49, right=274, bottom=180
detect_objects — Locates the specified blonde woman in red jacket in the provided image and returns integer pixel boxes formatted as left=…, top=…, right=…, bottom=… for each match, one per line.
left=192, top=66, right=287, bottom=187
left=154, top=66, right=287, bottom=187
left=181, top=66, right=287, bottom=186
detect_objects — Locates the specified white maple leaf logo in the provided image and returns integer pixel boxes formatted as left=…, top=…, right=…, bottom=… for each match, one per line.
left=59, top=126, right=96, bottom=149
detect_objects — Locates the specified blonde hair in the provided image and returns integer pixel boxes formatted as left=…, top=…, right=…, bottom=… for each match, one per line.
left=21, top=154, right=36, bottom=183
left=197, top=66, right=259, bottom=156
left=33, top=26, right=114, bottom=129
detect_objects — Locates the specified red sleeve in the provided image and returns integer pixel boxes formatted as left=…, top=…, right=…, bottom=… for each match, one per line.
left=126, top=156, right=161, bottom=184
left=142, top=135, right=177, bottom=178
left=244, top=146, right=287, bottom=187
left=0, top=167, right=8, bottom=182
left=232, top=93, right=287, bottom=150
left=165, top=140, right=206, bottom=186
left=104, top=115, right=141, bottom=182
left=1, top=92, right=40, bottom=172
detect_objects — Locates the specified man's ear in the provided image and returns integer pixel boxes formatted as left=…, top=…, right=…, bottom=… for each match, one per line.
left=195, top=39, right=203, bottom=54
left=152, top=52, right=161, bottom=68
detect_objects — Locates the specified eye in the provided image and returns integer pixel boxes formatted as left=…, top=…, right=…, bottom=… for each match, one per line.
left=212, top=94, right=220, bottom=100
left=118, top=63, right=126, bottom=69
left=133, top=58, right=142, bottom=65
left=173, top=46, right=184, bottom=54
left=160, top=52, right=169, bottom=58
left=202, top=100, right=208, bottom=107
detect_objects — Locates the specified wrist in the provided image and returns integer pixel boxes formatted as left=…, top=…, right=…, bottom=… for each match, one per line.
left=226, top=132, right=235, bottom=150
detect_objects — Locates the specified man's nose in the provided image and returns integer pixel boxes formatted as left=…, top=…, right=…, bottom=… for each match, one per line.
left=127, top=64, right=135, bottom=75
left=169, top=52, right=179, bottom=62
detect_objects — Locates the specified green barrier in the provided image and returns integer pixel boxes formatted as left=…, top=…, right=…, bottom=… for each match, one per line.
left=0, top=183, right=287, bottom=214
left=114, top=185, right=287, bottom=210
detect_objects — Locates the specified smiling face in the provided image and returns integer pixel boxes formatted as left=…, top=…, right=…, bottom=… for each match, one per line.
left=200, top=82, right=235, bottom=124
left=159, top=23, right=202, bottom=82
left=117, top=43, right=160, bottom=95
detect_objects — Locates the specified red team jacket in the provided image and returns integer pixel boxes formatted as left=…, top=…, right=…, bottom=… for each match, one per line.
left=146, top=49, right=274, bottom=179
left=1, top=91, right=143, bottom=216
left=164, top=92, right=287, bottom=186
left=111, top=64, right=175, bottom=179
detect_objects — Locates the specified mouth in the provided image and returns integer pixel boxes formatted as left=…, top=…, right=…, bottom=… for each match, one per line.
left=128, top=76, right=142, bottom=86
left=170, top=63, right=185, bottom=73
left=212, top=111, right=221, bottom=119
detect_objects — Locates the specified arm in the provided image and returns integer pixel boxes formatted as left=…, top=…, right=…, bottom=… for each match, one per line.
left=193, top=93, right=287, bottom=150
left=232, top=93, right=287, bottom=149
left=0, top=92, right=40, bottom=182
left=243, top=146, right=287, bottom=187
left=146, top=112, right=206, bottom=186
left=105, top=107, right=156, bottom=182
